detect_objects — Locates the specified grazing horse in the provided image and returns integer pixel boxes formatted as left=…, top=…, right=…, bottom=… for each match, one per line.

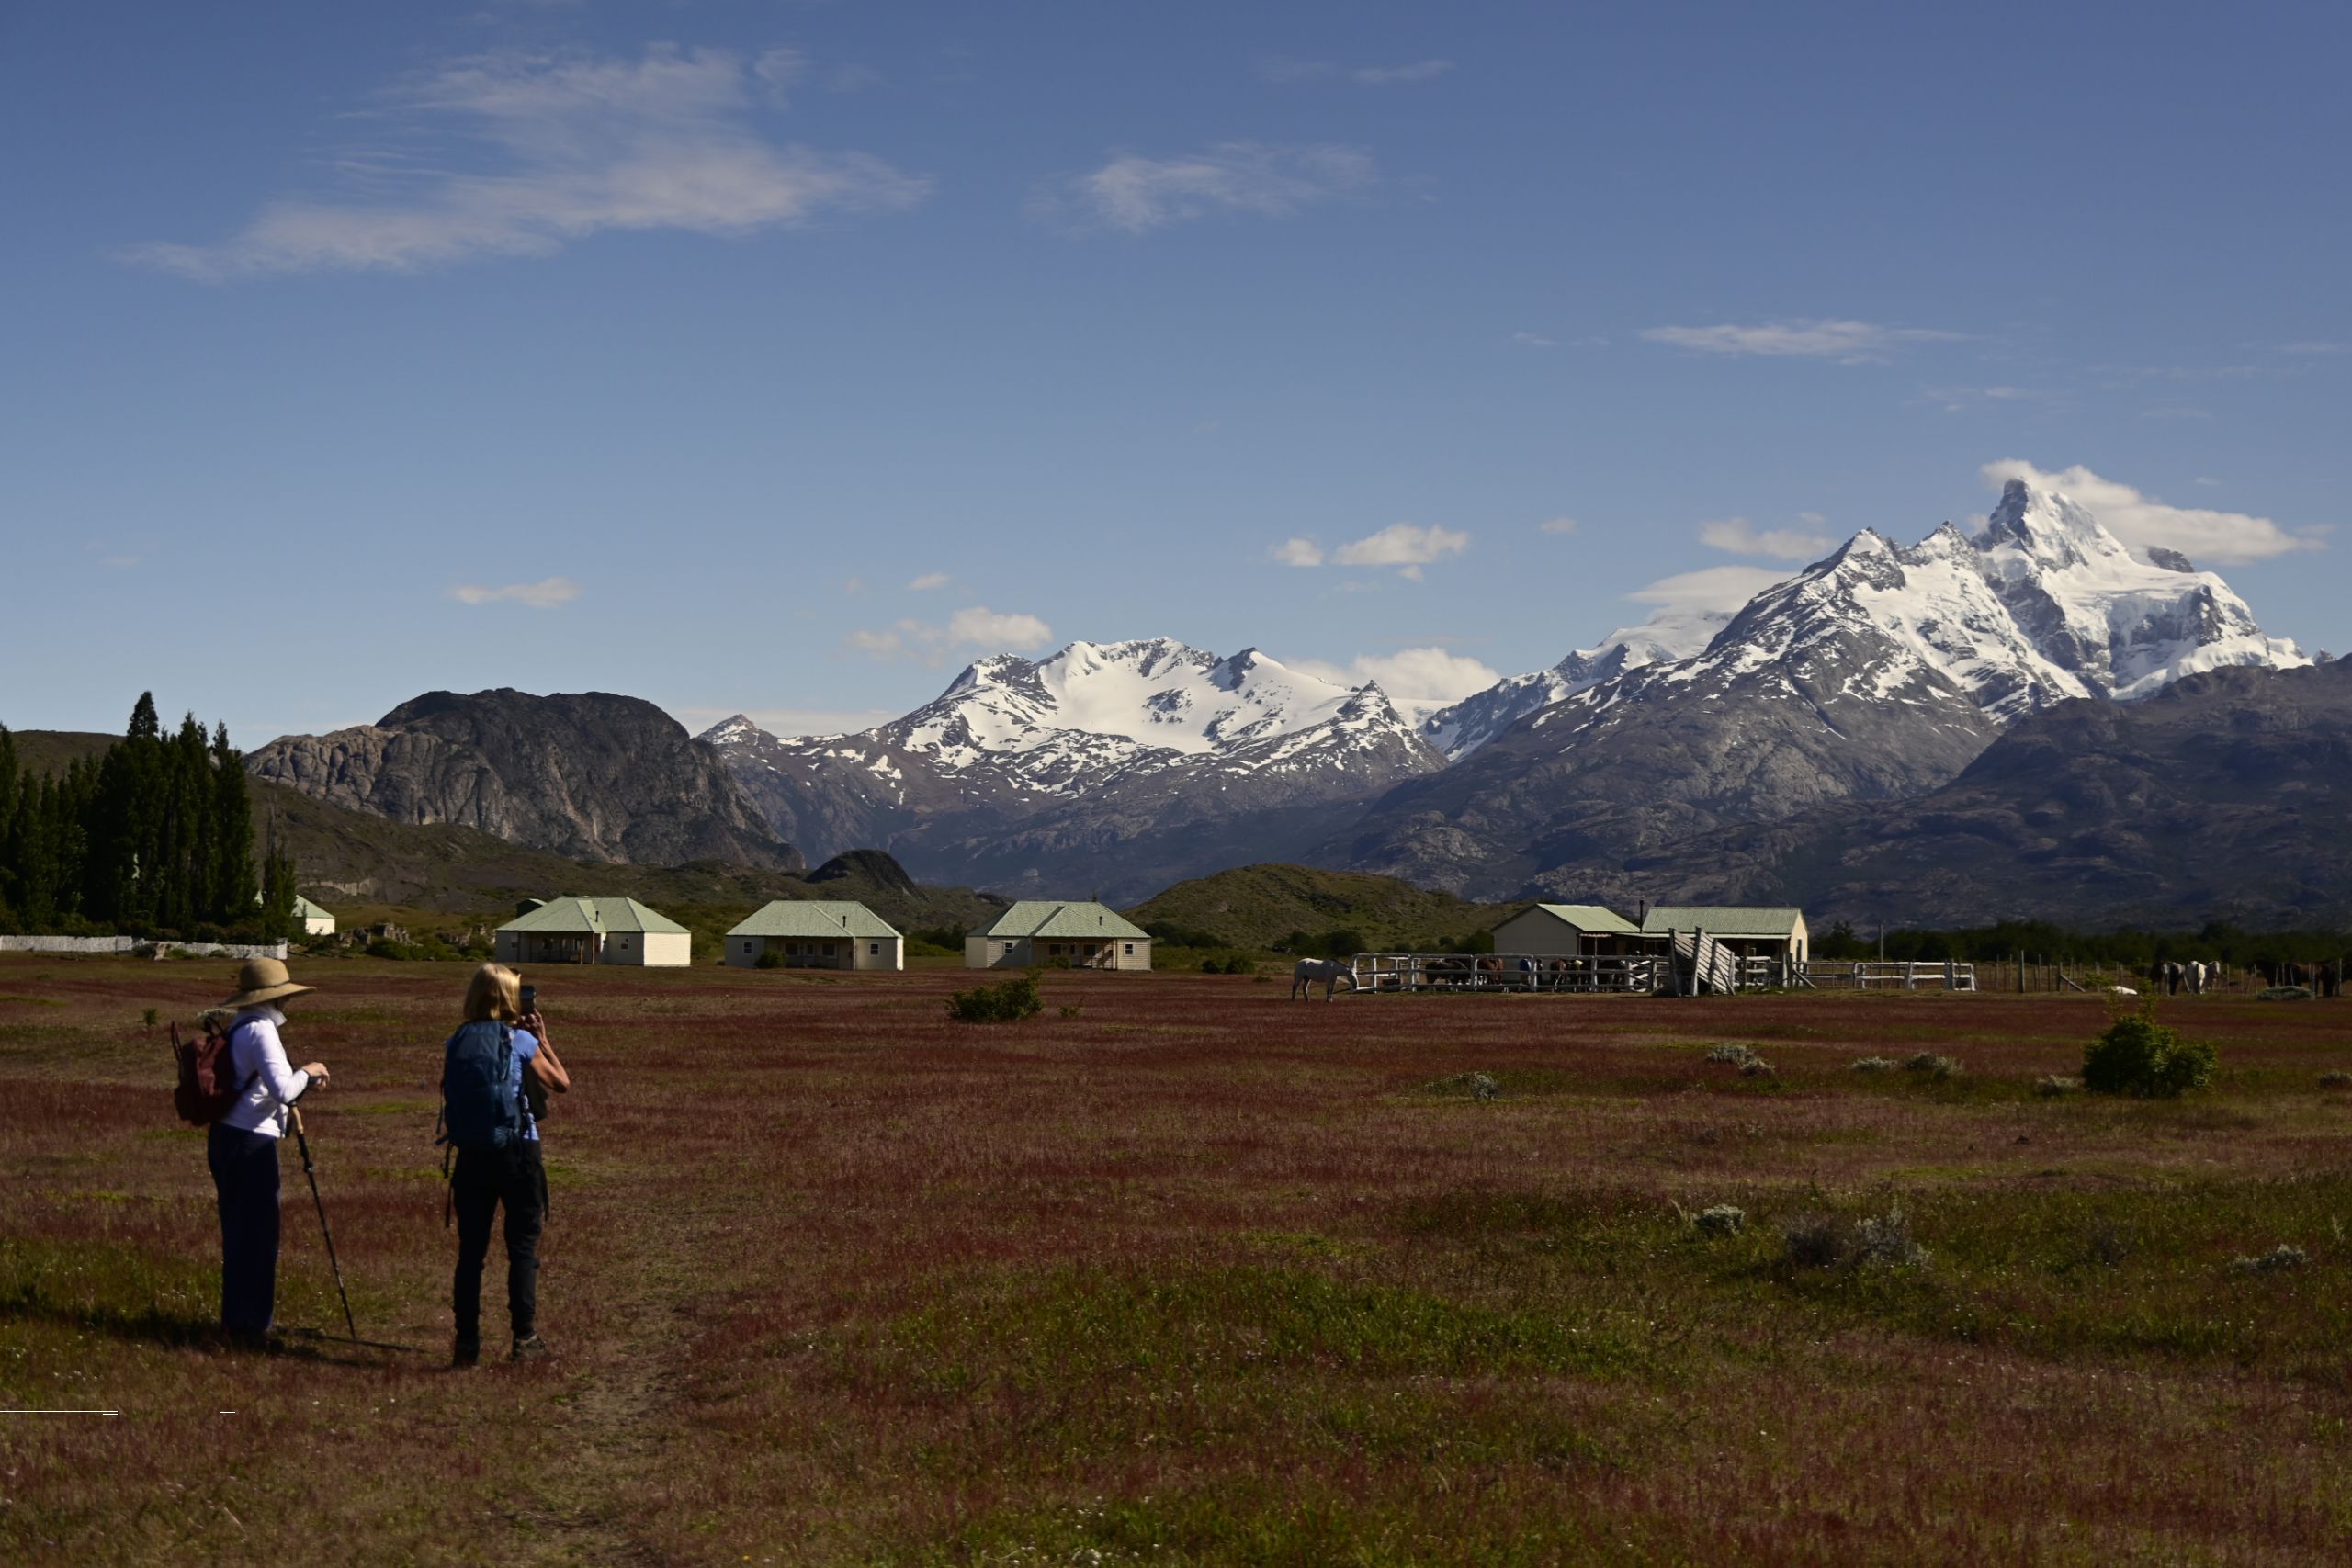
left=2187, top=960, right=2208, bottom=996
left=1291, top=957, right=1358, bottom=1001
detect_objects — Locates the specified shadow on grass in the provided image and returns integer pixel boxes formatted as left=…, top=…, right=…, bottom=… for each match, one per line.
left=0, top=1292, right=415, bottom=1367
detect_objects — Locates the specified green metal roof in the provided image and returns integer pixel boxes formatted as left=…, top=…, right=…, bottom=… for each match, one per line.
left=291, top=896, right=334, bottom=921
left=1504, top=903, right=1640, bottom=935
left=498, top=896, right=689, bottom=937
left=727, top=900, right=901, bottom=940
left=1639, top=906, right=1805, bottom=939
left=973, top=901, right=1151, bottom=941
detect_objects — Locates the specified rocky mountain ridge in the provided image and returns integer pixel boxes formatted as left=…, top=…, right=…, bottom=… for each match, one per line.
left=248, top=689, right=799, bottom=870
left=1328, top=479, right=2307, bottom=897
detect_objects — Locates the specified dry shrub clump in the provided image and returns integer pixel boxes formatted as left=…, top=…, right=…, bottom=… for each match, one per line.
left=1737, top=1058, right=1776, bottom=1078
left=1694, top=1204, right=1746, bottom=1236
left=2083, top=999, right=2216, bottom=1097
left=946, top=971, right=1044, bottom=1023
left=2037, top=1074, right=2083, bottom=1097
left=1704, top=1044, right=1758, bottom=1066
left=2232, top=1244, right=2311, bottom=1275
left=1780, top=1206, right=1929, bottom=1270
left=1425, top=1071, right=1501, bottom=1101
left=2318, top=1070, right=2351, bottom=1089
left=1905, top=1052, right=1963, bottom=1080
left=1850, top=1055, right=1897, bottom=1073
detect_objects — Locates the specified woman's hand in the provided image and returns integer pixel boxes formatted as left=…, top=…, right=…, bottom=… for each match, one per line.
left=521, top=1010, right=547, bottom=1042
left=300, top=1062, right=329, bottom=1082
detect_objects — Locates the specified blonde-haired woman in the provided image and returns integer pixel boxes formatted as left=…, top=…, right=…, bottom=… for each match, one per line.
left=442, top=963, right=569, bottom=1366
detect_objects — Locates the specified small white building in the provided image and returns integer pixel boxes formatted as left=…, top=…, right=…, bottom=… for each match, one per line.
left=966, top=902, right=1152, bottom=971
left=1489, top=903, right=1644, bottom=957
left=725, top=901, right=902, bottom=970
left=495, top=897, right=692, bottom=967
left=291, top=896, right=336, bottom=938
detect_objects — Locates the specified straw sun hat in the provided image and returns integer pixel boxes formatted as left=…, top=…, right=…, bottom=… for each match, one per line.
left=219, top=957, right=316, bottom=1010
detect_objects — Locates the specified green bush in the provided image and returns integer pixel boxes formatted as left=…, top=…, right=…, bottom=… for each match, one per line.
left=1199, top=953, right=1255, bottom=975
left=2082, top=1001, right=2217, bottom=1097
left=754, top=950, right=786, bottom=969
left=946, top=971, right=1043, bottom=1024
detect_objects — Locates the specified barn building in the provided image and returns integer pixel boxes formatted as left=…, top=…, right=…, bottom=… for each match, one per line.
left=1638, top=906, right=1811, bottom=965
left=725, top=901, right=903, bottom=970
left=966, top=902, right=1152, bottom=970
left=292, top=896, right=336, bottom=938
left=495, top=897, right=693, bottom=967
left=1489, top=903, right=1645, bottom=956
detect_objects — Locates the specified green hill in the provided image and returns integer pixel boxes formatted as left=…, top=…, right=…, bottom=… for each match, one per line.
left=1125, top=863, right=1506, bottom=952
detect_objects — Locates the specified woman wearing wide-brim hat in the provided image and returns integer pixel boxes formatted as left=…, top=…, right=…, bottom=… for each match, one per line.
left=209, top=957, right=330, bottom=1349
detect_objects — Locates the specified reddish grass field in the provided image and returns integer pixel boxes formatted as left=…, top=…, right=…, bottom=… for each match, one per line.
left=3, top=955, right=2350, bottom=1564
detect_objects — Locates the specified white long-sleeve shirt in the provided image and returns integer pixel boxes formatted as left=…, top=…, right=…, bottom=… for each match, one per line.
left=219, top=1005, right=311, bottom=1138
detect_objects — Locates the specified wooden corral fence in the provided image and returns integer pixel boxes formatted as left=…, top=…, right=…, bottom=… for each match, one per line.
left=1351, top=953, right=1670, bottom=994
left=1351, top=931, right=1748, bottom=997
left=1793, top=960, right=1977, bottom=992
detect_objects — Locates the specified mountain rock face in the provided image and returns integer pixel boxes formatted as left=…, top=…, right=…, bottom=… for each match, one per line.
left=249, top=689, right=801, bottom=869
left=1624, top=660, right=2352, bottom=929
left=706, top=639, right=1443, bottom=901
left=1329, top=479, right=2306, bottom=897
left=1420, top=607, right=1731, bottom=760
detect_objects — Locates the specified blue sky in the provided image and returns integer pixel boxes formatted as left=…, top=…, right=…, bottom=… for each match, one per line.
left=4, top=0, right=2346, bottom=747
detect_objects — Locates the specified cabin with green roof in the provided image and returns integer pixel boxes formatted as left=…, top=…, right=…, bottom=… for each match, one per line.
left=725, top=901, right=902, bottom=971
left=495, top=896, right=692, bottom=967
left=1490, top=902, right=1647, bottom=957
left=291, top=895, right=335, bottom=938
left=965, top=901, right=1152, bottom=971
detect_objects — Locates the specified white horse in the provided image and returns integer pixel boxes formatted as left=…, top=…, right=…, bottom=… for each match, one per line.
left=1291, top=957, right=1359, bottom=1000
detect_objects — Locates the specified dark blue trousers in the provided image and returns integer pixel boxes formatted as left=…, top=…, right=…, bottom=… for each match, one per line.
left=452, top=1142, right=546, bottom=1344
left=208, top=1123, right=281, bottom=1336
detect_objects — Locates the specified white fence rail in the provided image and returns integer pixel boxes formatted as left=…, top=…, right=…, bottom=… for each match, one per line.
left=1351, top=953, right=1671, bottom=994
left=1794, top=960, right=1976, bottom=991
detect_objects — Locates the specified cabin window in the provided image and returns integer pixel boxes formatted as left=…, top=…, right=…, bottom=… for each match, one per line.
left=869, top=942, right=880, bottom=955
left=1124, top=943, right=1135, bottom=955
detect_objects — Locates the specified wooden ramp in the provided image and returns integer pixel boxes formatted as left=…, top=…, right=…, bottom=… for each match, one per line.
left=1668, top=929, right=1742, bottom=996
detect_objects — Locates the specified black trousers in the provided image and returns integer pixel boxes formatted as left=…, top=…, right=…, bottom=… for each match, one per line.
left=208, top=1123, right=281, bottom=1336
left=452, top=1142, right=546, bottom=1343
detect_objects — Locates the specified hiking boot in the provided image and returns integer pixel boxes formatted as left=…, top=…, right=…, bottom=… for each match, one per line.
left=452, top=1336, right=481, bottom=1368
left=509, top=1333, right=550, bottom=1362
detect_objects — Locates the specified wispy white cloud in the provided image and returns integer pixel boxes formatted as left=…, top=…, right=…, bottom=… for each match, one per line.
left=1294, top=647, right=1501, bottom=723
left=1256, top=57, right=1453, bottom=85
left=1626, top=565, right=1790, bottom=615
left=1539, top=516, right=1578, bottom=535
left=1643, top=318, right=1961, bottom=363
left=1698, top=516, right=1836, bottom=562
left=1278, top=523, right=1469, bottom=579
left=1042, top=141, right=1376, bottom=234
left=905, top=571, right=952, bottom=591
left=450, top=575, right=581, bottom=608
left=1511, top=330, right=1556, bottom=348
left=2279, top=340, right=2349, bottom=355
left=844, top=604, right=1054, bottom=662
left=1984, top=460, right=2320, bottom=567
left=122, top=45, right=930, bottom=280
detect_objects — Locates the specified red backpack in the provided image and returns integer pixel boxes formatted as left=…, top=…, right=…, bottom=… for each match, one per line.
left=171, top=1019, right=254, bottom=1125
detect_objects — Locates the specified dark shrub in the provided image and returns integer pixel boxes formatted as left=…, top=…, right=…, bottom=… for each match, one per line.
left=754, top=950, right=786, bottom=969
left=946, top=971, right=1043, bottom=1024
left=2083, top=1001, right=2216, bottom=1097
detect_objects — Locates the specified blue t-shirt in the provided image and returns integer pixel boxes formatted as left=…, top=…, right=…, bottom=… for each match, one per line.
left=513, top=1029, right=542, bottom=1144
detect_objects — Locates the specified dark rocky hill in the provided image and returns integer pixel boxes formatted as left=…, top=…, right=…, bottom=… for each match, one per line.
left=249, top=689, right=799, bottom=870
left=1624, top=660, right=2352, bottom=929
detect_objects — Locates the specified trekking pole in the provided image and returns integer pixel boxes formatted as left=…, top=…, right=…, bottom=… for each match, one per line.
left=288, top=1106, right=359, bottom=1342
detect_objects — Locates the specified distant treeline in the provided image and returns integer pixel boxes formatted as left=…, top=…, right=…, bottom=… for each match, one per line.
left=0, top=694, right=297, bottom=940
left=1815, top=919, right=2349, bottom=967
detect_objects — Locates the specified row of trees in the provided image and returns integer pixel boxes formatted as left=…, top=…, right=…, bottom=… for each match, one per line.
left=0, top=694, right=299, bottom=939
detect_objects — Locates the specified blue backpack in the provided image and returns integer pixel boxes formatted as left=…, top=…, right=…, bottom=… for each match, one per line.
left=440, top=1021, right=524, bottom=1152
